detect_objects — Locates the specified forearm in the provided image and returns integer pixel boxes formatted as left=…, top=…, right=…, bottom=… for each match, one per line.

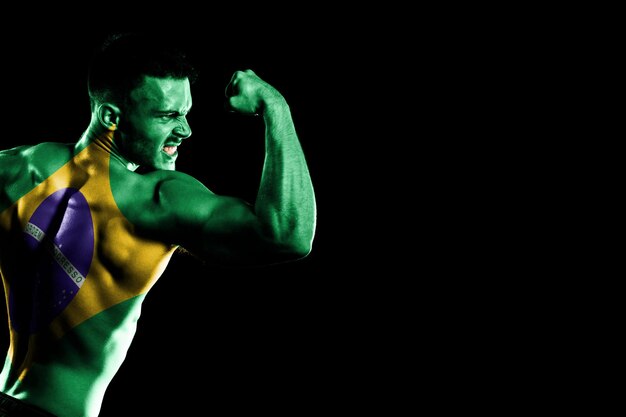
left=255, top=99, right=316, bottom=256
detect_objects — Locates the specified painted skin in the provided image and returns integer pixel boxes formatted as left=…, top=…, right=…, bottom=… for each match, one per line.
left=0, top=71, right=316, bottom=417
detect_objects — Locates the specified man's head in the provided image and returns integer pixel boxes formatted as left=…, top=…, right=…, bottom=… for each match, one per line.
left=88, top=32, right=197, bottom=111
left=88, top=32, right=197, bottom=171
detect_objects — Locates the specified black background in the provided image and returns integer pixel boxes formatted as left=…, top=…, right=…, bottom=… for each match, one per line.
left=0, top=7, right=565, bottom=415
left=0, top=15, right=389, bottom=417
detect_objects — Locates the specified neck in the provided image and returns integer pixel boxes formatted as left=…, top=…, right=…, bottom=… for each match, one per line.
left=75, top=126, right=139, bottom=172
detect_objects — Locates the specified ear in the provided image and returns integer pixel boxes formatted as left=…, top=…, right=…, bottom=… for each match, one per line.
left=96, top=103, right=121, bottom=131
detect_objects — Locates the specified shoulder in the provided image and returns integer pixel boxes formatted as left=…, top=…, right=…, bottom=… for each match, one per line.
left=145, top=170, right=217, bottom=213
left=112, top=168, right=218, bottom=228
left=1, top=141, right=72, bottom=159
left=0, top=142, right=67, bottom=175
left=148, top=170, right=213, bottom=194
left=0, top=145, right=29, bottom=181
left=0, top=142, right=73, bottom=210
left=118, top=169, right=214, bottom=202
left=1, top=142, right=72, bottom=175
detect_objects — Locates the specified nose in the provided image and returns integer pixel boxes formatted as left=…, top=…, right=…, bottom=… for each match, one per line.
left=173, top=116, right=192, bottom=139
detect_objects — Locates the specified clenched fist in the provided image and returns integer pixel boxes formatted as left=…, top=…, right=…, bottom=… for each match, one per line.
left=225, top=69, right=284, bottom=116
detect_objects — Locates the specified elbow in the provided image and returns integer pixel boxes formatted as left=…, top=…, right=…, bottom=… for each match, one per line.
left=262, top=219, right=316, bottom=262
left=274, top=233, right=313, bottom=261
left=288, top=239, right=313, bottom=259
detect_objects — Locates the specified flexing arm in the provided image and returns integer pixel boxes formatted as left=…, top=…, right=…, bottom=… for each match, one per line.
left=228, top=70, right=317, bottom=257
left=152, top=70, right=316, bottom=266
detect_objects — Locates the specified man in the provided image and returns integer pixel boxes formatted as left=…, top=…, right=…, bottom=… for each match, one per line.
left=0, top=32, right=316, bottom=417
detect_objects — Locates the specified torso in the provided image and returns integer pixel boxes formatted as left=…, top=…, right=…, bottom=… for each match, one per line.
left=0, top=140, right=177, bottom=417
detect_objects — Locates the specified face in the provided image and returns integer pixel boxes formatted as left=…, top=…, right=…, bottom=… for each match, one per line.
left=119, top=76, right=193, bottom=171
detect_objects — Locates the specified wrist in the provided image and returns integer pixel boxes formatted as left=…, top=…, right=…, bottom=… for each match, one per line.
left=260, top=95, right=288, bottom=118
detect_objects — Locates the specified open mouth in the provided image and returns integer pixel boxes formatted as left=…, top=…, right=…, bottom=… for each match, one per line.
left=162, top=145, right=178, bottom=156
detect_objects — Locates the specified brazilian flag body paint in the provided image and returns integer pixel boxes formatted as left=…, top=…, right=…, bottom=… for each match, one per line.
left=0, top=133, right=176, bottom=417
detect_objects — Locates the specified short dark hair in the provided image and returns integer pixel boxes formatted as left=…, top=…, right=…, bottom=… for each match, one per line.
left=87, top=32, right=198, bottom=109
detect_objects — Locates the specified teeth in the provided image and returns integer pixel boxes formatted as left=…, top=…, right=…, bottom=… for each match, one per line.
left=163, top=146, right=178, bottom=156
